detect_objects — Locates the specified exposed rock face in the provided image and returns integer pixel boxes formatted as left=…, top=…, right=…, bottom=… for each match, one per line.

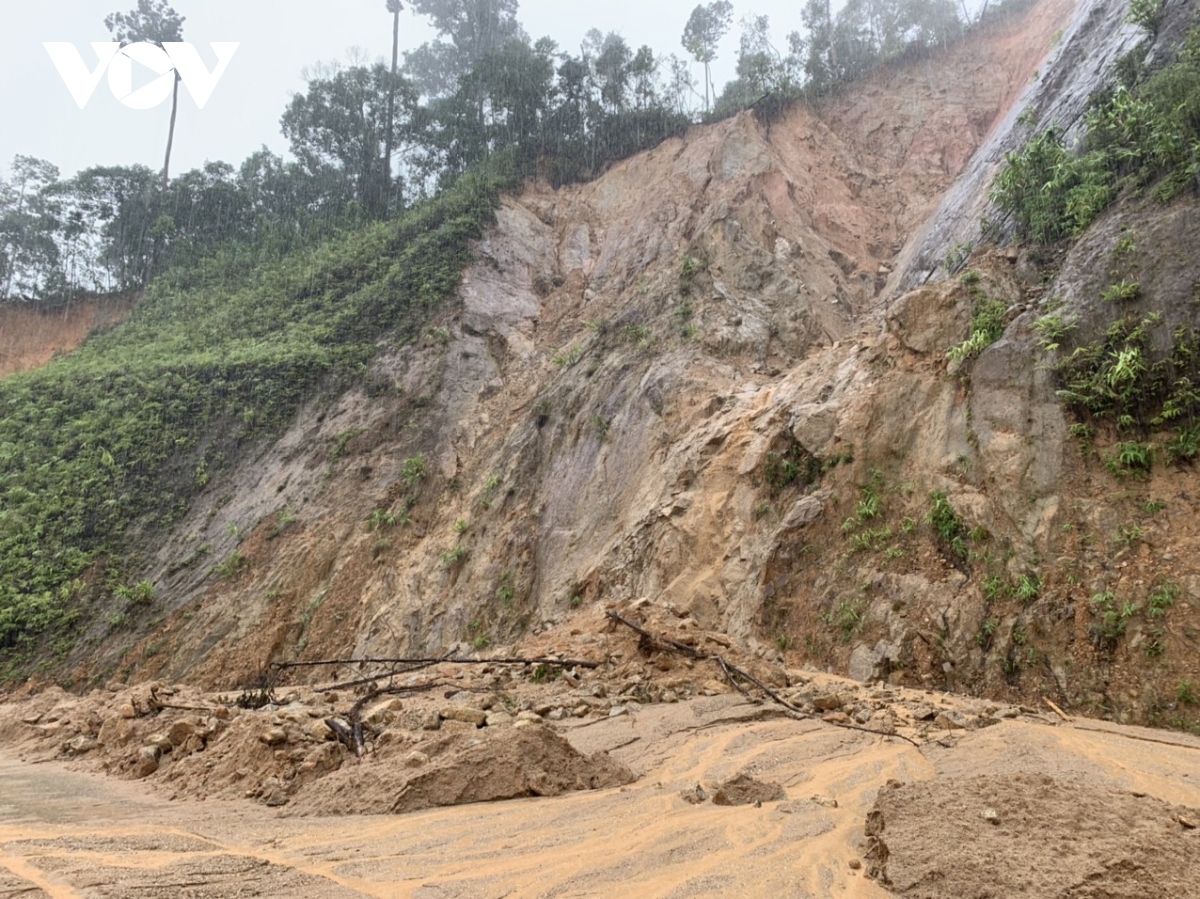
left=895, top=0, right=1146, bottom=289
left=38, top=0, right=1197, bottom=731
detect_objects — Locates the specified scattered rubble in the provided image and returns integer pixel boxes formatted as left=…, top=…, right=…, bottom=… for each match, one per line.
left=0, top=603, right=1054, bottom=817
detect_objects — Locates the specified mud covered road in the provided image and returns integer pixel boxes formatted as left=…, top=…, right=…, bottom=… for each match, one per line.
left=5, top=690, right=1200, bottom=897
left=1, top=695, right=905, bottom=898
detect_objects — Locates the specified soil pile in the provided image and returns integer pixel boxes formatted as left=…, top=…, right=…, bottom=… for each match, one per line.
left=289, top=725, right=633, bottom=816
left=710, top=772, right=786, bottom=806
left=866, top=772, right=1200, bottom=897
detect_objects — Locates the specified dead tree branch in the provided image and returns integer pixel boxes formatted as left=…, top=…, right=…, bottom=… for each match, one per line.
left=270, top=656, right=600, bottom=672
left=606, top=611, right=920, bottom=748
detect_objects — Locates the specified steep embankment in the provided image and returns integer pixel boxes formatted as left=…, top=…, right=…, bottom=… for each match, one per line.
left=95, top=1, right=1074, bottom=681
left=0, top=297, right=131, bottom=378
left=10, top=0, right=1199, bottom=735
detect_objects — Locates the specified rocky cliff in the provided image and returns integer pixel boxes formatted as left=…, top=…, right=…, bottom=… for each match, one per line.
left=24, top=0, right=1200, bottom=733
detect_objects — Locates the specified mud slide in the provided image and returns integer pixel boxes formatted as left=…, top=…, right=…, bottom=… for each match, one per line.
left=0, top=298, right=132, bottom=379
left=2, top=690, right=1198, bottom=898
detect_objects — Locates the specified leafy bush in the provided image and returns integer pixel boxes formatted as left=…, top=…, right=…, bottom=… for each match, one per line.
left=763, top=441, right=822, bottom=497
left=1013, top=573, right=1041, bottom=602
left=1032, top=311, right=1078, bottom=351
left=1178, top=679, right=1198, bottom=704
left=927, top=491, right=968, bottom=560
left=823, top=597, right=866, bottom=643
left=1147, top=580, right=1179, bottom=617
left=1101, top=279, right=1142, bottom=303
left=992, top=26, right=1200, bottom=240
left=1090, top=590, right=1137, bottom=646
left=1128, top=0, right=1165, bottom=35
left=949, top=292, right=1007, bottom=364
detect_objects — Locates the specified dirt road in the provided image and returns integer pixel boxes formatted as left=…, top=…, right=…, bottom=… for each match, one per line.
left=3, top=694, right=1199, bottom=897
left=0, top=698, right=904, bottom=898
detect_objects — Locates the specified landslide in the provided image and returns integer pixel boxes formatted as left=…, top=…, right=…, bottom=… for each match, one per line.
left=0, top=295, right=131, bottom=379
left=90, top=0, right=1069, bottom=687
left=5, top=0, right=1200, bottom=739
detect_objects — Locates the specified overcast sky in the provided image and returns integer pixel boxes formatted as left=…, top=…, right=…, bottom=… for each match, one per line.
left=0, top=0, right=825, bottom=181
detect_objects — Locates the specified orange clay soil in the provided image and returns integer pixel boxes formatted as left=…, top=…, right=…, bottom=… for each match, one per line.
left=2, top=668, right=1198, bottom=899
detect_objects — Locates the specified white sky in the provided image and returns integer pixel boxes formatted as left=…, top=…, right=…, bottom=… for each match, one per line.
left=0, top=0, right=819, bottom=180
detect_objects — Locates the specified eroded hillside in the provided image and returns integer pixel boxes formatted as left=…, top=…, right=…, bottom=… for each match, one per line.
left=9, top=0, right=1200, bottom=736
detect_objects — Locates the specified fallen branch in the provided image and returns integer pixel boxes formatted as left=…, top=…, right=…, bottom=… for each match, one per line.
left=1044, top=697, right=1072, bottom=722
left=604, top=612, right=704, bottom=659
left=605, top=611, right=920, bottom=748
left=147, top=687, right=221, bottom=714
left=271, top=656, right=600, bottom=671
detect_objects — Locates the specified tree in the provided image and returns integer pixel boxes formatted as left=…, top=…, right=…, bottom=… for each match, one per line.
left=104, top=1, right=185, bottom=191
left=664, top=54, right=698, bottom=118
left=281, top=63, right=418, bottom=219
left=630, top=46, right=660, bottom=112
left=0, top=157, right=62, bottom=301
left=405, top=0, right=526, bottom=98
left=66, top=164, right=159, bottom=290
left=584, top=31, right=634, bottom=114
left=385, top=1, right=404, bottom=217
left=715, top=14, right=802, bottom=113
left=681, top=1, right=733, bottom=114
left=801, top=0, right=836, bottom=92
left=431, top=39, right=554, bottom=177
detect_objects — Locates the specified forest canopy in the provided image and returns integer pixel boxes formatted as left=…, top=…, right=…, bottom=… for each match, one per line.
left=0, top=0, right=995, bottom=305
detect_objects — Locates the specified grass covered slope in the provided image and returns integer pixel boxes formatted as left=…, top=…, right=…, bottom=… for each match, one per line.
left=0, top=161, right=513, bottom=674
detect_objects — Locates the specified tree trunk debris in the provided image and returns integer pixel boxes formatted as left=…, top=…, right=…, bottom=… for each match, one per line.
left=604, top=611, right=920, bottom=747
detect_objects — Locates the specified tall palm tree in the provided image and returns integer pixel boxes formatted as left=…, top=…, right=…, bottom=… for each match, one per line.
left=384, top=0, right=404, bottom=218
left=104, top=1, right=185, bottom=192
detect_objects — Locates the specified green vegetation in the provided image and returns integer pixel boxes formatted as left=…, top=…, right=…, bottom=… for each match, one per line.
left=552, top=345, right=581, bottom=367
left=763, top=440, right=822, bottom=497
left=271, top=506, right=298, bottom=536
left=212, top=550, right=249, bottom=580
left=1013, top=572, right=1041, bottom=603
left=1045, top=284, right=1200, bottom=472
left=330, top=427, right=366, bottom=460
left=114, top=580, right=155, bottom=606
left=1128, top=0, right=1165, bottom=35
left=530, top=662, right=561, bottom=683
left=368, top=508, right=399, bottom=531
left=495, top=571, right=516, bottom=606
left=1178, top=679, right=1198, bottom=705
left=1032, top=310, right=1078, bottom=352
left=1101, top=279, right=1142, bottom=303
left=478, top=475, right=502, bottom=510
left=440, top=544, right=467, bottom=568
left=948, top=279, right=1008, bottom=365
left=1117, top=522, right=1146, bottom=544
left=591, top=415, right=612, bottom=442
left=1148, top=580, right=1179, bottom=616
left=823, top=597, right=866, bottom=642
left=1090, top=589, right=1139, bottom=646
left=0, top=159, right=512, bottom=665
left=976, top=618, right=999, bottom=649
left=991, top=23, right=1200, bottom=241
left=400, top=454, right=427, bottom=487
left=927, top=491, right=968, bottom=560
